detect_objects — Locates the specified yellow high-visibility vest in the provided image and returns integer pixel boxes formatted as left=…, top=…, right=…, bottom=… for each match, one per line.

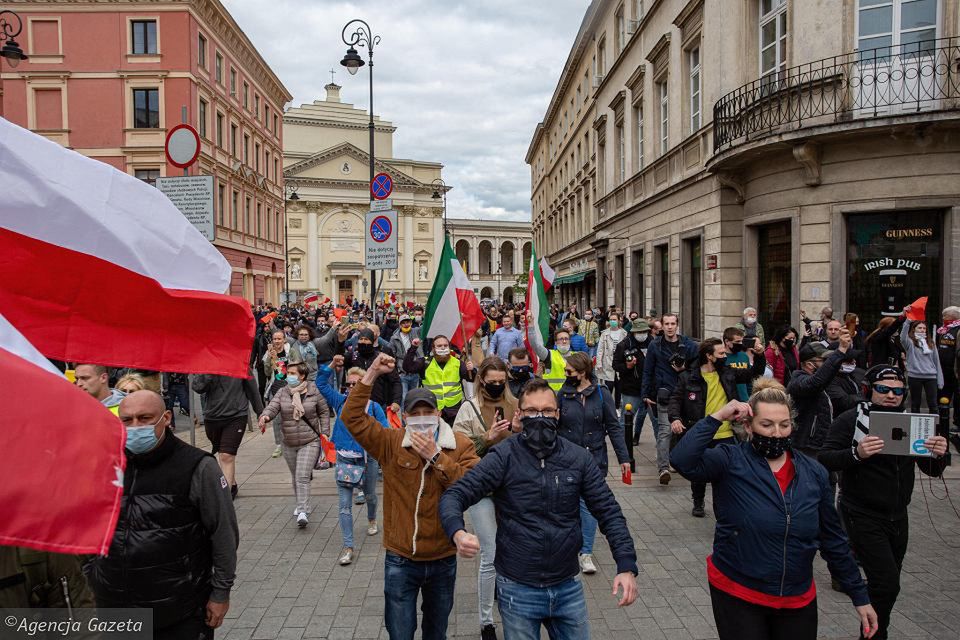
left=423, top=356, right=464, bottom=410
left=542, top=350, right=568, bottom=392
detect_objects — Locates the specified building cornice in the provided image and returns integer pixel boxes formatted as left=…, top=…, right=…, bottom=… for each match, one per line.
left=283, top=141, right=427, bottom=187
left=283, top=115, right=396, bottom=134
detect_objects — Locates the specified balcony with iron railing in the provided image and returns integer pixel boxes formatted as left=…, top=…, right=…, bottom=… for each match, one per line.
left=711, top=37, right=960, bottom=156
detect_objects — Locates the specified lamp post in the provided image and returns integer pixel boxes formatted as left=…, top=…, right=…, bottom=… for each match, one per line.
left=0, top=10, right=28, bottom=69
left=431, top=178, right=447, bottom=237
left=340, top=18, right=380, bottom=317
left=284, top=181, right=299, bottom=306
left=496, top=262, right=502, bottom=304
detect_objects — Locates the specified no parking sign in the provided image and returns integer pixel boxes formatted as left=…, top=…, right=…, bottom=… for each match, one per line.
left=365, top=208, right=398, bottom=269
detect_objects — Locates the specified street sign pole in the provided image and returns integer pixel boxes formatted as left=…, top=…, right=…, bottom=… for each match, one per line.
left=369, top=172, right=394, bottom=318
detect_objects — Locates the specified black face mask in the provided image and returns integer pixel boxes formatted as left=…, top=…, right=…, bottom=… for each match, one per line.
left=358, top=343, right=375, bottom=357
left=751, top=433, right=793, bottom=459
left=511, top=366, right=532, bottom=381
left=521, top=416, right=559, bottom=459
left=782, top=339, right=796, bottom=348
left=484, top=382, right=506, bottom=398
left=714, top=356, right=727, bottom=368
left=565, top=375, right=581, bottom=387
left=730, top=343, right=746, bottom=353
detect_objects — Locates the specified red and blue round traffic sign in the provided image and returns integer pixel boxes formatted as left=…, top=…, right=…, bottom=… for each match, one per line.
left=370, top=172, right=393, bottom=200
left=369, top=215, right=393, bottom=243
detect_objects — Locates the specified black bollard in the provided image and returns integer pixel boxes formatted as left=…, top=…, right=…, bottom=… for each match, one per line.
left=624, top=403, right=636, bottom=472
left=940, top=396, right=955, bottom=465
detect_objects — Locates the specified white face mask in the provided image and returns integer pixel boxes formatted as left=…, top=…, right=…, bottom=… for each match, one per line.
left=405, top=415, right=439, bottom=435
left=434, top=346, right=450, bottom=357
left=915, top=331, right=927, bottom=340
left=744, top=317, right=757, bottom=326
left=840, top=364, right=856, bottom=374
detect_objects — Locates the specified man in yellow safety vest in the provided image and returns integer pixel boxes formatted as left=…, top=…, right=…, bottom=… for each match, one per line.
left=402, top=335, right=477, bottom=425
left=526, top=317, right=573, bottom=392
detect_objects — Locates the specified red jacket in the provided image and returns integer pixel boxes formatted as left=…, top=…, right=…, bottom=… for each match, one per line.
left=764, top=345, right=799, bottom=384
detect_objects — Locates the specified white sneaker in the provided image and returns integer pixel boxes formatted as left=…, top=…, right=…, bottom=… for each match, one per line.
left=272, top=445, right=282, bottom=458
left=297, top=512, right=308, bottom=528
left=579, top=553, right=597, bottom=574
left=339, top=548, right=354, bottom=565
left=367, top=521, right=379, bottom=536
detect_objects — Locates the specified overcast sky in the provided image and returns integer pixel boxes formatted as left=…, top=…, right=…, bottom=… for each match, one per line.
left=223, top=0, right=588, bottom=222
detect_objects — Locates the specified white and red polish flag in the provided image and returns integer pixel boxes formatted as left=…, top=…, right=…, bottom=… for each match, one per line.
left=0, top=311, right=125, bottom=555
left=0, top=118, right=254, bottom=377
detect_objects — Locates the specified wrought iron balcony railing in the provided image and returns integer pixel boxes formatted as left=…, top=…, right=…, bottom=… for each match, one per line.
left=713, top=37, right=960, bottom=153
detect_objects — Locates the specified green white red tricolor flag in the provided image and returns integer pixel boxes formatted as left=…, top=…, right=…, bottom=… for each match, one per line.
left=525, top=243, right=550, bottom=366
left=422, top=238, right=485, bottom=350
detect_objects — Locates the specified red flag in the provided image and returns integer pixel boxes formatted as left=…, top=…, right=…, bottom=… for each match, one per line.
left=906, top=297, right=927, bottom=322
left=0, top=313, right=125, bottom=555
left=0, top=119, right=253, bottom=377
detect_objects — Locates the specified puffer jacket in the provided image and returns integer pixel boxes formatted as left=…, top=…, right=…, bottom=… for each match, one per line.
left=671, top=415, right=869, bottom=606
left=557, top=382, right=629, bottom=473
left=440, top=435, right=638, bottom=588
left=786, top=349, right=845, bottom=453
left=595, top=328, right=628, bottom=382
left=261, top=384, right=330, bottom=447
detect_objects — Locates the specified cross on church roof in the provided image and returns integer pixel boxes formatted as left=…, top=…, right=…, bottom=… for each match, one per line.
left=329, top=68, right=336, bottom=84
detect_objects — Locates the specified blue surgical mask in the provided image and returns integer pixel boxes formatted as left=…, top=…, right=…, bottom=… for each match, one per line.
left=125, top=418, right=162, bottom=454
left=287, top=375, right=301, bottom=386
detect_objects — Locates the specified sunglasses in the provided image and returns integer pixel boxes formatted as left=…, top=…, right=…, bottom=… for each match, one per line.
left=873, top=384, right=905, bottom=396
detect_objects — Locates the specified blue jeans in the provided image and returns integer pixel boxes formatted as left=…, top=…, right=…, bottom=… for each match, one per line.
left=400, top=373, right=420, bottom=405
left=620, top=393, right=645, bottom=439
left=496, top=575, right=590, bottom=640
left=384, top=552, right=457, bottom=640
left=468, top=497, right=498, bottom=627
left=579, top=498, right=596, bottom=555
left=337, top=456, right=379, bottom=549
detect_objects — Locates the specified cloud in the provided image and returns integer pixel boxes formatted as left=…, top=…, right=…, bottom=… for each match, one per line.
left=223, top=0, right=588, bottom=221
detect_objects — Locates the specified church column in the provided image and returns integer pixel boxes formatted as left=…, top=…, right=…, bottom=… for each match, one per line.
left=514, top=242, right=521, bottom=277
left=403, top=209, right=414, bottom=298
left=306, top=207, right=319, bottom=291
left=470, top=236, right=479, bottom=276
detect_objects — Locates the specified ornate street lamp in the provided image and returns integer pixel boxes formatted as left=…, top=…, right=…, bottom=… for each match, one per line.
left=431, top=177, right=448, bottom=237
left=0, top=10, right=28, bottom=68
left=284, top=181, right=299, bottom=305
left=340, top=19, right=380, bottom=313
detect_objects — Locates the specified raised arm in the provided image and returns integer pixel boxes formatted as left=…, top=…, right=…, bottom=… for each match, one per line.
left=670, top=401, right=748, bottom=482
left=342, top=354, right=401, bottom=462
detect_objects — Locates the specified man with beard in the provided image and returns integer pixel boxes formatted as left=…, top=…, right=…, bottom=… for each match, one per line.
left=819, top=365, right=947, bottom=640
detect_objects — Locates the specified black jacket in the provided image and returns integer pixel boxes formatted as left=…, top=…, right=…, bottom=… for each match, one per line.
left=866, top=317, right=905, bottom=369
left=818, top=405, right=947, bottom=520
left=557, top=382, right=629, bottom=473
left=612, top=335, right=647, bottom=396
left=439, top=435, right=638, bottom=587
left=345, top=345, right=402, bottom=409
left=786, top=350, right=845, bottom=452
left=668, top=356, right=765, bottom=429
left=824, top=373, right=861, bottom=418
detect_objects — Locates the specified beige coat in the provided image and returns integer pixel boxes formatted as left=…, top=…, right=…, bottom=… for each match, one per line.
left=262, top=385, right=331, bottom=447
left=452, top=392, right=518, bottom=456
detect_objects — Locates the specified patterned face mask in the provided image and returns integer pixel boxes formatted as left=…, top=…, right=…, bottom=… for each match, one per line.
left=751, top=433, right=792, bottom=459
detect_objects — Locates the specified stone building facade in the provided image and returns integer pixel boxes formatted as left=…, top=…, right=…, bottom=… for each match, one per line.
left=448, top=219, right=533, bottom=304
left=529, top=0, right=960, bottom=339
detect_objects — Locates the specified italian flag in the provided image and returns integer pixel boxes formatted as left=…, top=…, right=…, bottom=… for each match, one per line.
left=422, top=237, right=485, bottom=350
left=525, top=243, right=550, bottom=367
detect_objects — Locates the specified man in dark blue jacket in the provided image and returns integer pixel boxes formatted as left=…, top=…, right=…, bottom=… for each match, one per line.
left=439, top=378, right=638, bottom=637
left=641, top=313, right=698, bottom=482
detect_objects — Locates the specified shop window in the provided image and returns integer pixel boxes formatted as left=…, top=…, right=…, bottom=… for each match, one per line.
left=682, top=237, right=703, bottom=340
left=631, top=248, right=644, bottom=314
left=757, top=220, right=792, bottom=332
left=654, top=244, right=669, bottom=316
left=847, top=210, right=942, bottom=329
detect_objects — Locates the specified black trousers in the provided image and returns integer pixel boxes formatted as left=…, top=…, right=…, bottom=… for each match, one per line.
left=691, top=437, right=736, bottom=504
left=840, top=507, right=908, bottom=640
left=710, top=584, right=818, bottom=640
left=907, top=376, right=938, bottom=414
left=155, top=607, right=213, bottom=640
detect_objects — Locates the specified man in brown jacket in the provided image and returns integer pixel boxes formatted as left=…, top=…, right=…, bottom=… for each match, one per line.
left=342, top=352, right=479, bottom=640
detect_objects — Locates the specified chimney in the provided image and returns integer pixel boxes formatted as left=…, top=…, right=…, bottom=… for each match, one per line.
left=324, top=83, right=342, bottom=103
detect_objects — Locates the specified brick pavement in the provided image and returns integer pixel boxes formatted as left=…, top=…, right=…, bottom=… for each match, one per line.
left=189, top=420, right=960, bottom=640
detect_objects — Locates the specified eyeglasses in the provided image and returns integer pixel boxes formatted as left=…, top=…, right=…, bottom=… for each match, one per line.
left=519, top=408, right=559, bottom=419
left=873, top=384, right=905, bottom=396
left=555, top=338, right=570, bottom=344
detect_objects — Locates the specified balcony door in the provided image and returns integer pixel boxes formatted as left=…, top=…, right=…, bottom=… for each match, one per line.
left=854, top=0, right=940, bottom=116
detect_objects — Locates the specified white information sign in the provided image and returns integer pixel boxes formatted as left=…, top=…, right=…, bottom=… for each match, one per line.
left=370, top=198, right=393, bottom=212
left=365, top=209, right=398, bottom=270
left=156, top=176, right=215, bottom=242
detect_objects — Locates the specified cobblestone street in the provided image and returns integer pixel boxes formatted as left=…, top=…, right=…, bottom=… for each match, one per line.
left=184, top=421, right=960, bottom=640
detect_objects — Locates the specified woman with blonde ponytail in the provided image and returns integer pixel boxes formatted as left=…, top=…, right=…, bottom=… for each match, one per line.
left=671, top=378, right=878, bottom=640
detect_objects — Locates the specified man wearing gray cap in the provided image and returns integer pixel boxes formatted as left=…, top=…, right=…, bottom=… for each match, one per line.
left=342, top=353, right=479, bottom=640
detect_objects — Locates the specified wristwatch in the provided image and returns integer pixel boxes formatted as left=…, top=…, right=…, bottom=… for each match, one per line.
left=851, top=444, right=862, bottom=462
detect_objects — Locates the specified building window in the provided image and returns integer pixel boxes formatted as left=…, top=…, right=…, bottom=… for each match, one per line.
left=244, top=197, right=251, bottom=232
left=597, top=38, right=606, bottom=76
left=615, top=122, right=625, bottom=184
left=242, top=82, right=249, bottom=109
left=615, top=6, right=626, bottom=55
left=134, top=169, right=159, bottom=185
left=230, top=68, right=236, bottom=95
left=657, top=79, right=669, bottom=154
left=273, top=114, right=279, bottom=134
left=217, top=184, right=225, bottom=225
left=198, top=33, right=207, bottom=68
left=760, top=0, right=788, bottom=80
left=231, top=191, right=239, bottom=229
left=265, top=151, right=271, bottom=179
left=216, top=112, right=224, bottom=147
left=131, top=20, right=157, bottom=55
left=198, top=99, right=208, bottom=138
left=689, top=46, right=701, bottom=132
left=215, top=52, right=223, bottom=83
left=132, top=88, right=160, bottom=128
left=654, top=244, right=669, bottom=317
left=254, top=95, right=260, bottom=118
left=681, top=236, right=703, bottom=340
left=256, top=202, right=262, bottom=236
left=633, top=104, right=644, bottom=170
left=756, top=220, right=793, bottom=331
left=274, top=158, right=279, bottom=181
left=264, top=105, right=271, bottom=128
left=254, top=142, right=260, bottom=172
left=230, top=124, right=237, bottom=156
left=856, top=0, right=938, bottom=55
left=243, top=134, right=249, bottom=164
left=275, top=211, right=282, bottom=242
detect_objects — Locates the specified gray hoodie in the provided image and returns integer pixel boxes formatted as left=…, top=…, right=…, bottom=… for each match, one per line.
left=901, top=320, right=943, bottom=387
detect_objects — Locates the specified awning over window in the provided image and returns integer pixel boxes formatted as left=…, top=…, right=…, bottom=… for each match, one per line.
left=553, top=270, right=592, bottom=286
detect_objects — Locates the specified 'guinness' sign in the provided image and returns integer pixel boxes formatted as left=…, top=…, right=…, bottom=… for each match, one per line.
left=884, top=227, right=934, bottom=239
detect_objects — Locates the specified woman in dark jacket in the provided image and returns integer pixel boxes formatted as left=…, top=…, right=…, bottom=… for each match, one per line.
left=671, top=379, right=878, bottom=640
left=556, top=352, right=630, bottom=576
left=864, top=316, right=905, bottom=369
